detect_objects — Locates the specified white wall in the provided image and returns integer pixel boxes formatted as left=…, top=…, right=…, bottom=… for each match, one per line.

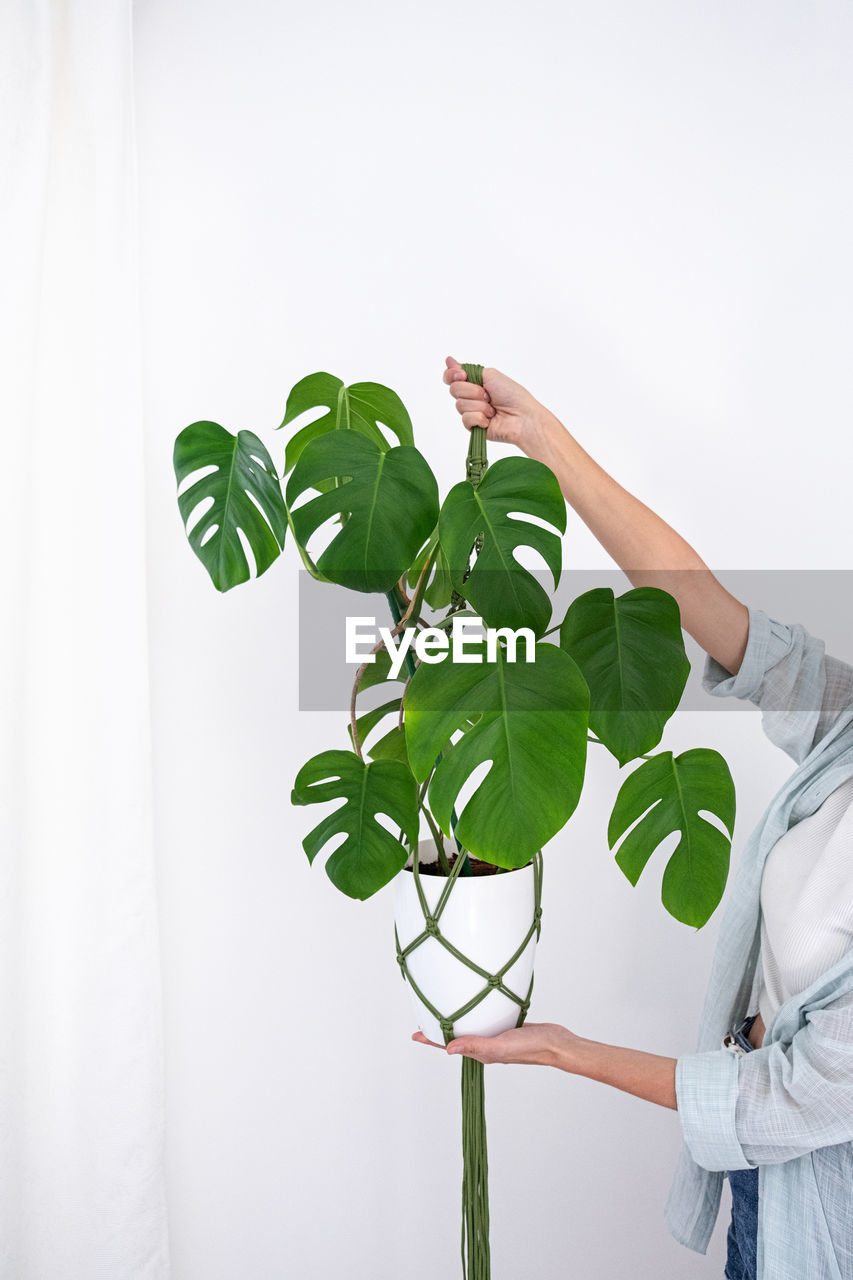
left=134, top=2, right=853, bottom=1276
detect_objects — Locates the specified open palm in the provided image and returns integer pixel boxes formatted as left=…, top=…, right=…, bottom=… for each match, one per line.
left=413, top=1020, right=577, bottom=1067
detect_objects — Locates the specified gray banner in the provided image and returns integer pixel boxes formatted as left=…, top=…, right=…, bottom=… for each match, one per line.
left=298, top=568, right=853, bottom=713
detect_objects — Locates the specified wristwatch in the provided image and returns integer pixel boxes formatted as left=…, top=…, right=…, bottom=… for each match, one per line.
left=722, top=1013, right=758, bottom=1055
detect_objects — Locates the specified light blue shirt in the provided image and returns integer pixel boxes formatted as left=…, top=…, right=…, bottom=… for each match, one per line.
left=665, top=604, right=853, bottom=1280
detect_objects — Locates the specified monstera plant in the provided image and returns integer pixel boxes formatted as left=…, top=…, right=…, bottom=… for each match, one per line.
left=172, top=363, right=736, bottom=1280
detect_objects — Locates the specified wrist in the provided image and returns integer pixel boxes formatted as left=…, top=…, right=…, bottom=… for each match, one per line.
left=551, top=1029, right=597, bottom=1074
left=521, top=406, right=569, bottom=463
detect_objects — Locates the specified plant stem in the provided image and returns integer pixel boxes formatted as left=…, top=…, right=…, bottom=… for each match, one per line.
left=419, top=800, right=452, bottom=875
left=392, top=408, right=491, bottom=880
left=385, top=587, right=418, bottom=680
left=387, top=587, right=473, bottom=876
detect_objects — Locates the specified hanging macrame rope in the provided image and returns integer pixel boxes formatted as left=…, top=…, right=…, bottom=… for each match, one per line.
left=449, top=362, right=489, bottom=609
left=395, top=848, right=544, bottom=1280
left=398, top=362, right=543, bottom=1279
left=461, top=1055, right=489, bottom=1280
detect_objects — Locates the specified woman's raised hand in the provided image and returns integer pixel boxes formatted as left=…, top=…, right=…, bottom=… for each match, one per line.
left=442, top=355, right=559, bottom=455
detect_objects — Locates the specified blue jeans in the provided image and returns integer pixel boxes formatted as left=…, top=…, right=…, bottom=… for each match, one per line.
left=725, top=1167, right=759, bottom=1280
left=724, top=1014, right=759, bottom=1280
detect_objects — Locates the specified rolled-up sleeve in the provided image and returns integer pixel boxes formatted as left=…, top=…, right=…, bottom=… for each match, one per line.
left=702, top=604, right=853, bottom=764
left=676, top=1049, right=747, bottom=1171
left=676, top=992, right=853, bottom=1172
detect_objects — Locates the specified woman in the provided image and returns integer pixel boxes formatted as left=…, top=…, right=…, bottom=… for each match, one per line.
left=413, top=357, right=853, bottom=1280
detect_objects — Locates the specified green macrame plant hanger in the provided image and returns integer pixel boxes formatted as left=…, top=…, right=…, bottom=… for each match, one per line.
left=392, top=363, right=541, bottom=1280
left=395, top=845, right=544, bottom=1280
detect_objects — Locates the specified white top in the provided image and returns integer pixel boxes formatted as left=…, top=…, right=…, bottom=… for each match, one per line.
left=756, top=771, right=853, bottom=1029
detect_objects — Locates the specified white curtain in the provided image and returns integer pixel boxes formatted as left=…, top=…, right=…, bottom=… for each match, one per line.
left=0, top=2, right=170, bottom=1276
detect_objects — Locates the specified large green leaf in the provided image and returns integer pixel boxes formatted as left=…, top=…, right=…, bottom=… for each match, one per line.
left=438, top=457, right=566, bottom=636
left=285, top=432, right=439, bottom=593
left=559, top=586, right=690, bottom=766
left=607, top=748, right=736, bottom=928
left=173, top=421, right=287, bottom=592
left=404, top=639, right=590, bottom=867
left=279, top=372, right=414, bottom=473
left=291, top=749, right=417, bottom=900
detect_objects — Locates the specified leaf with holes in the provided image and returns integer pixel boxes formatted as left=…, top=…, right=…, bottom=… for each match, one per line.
left=286, top=431, right=439, bottom=593
left=291, top=749, right=418, bottom=899
left=279, top=372, right=414, bottom=474
left=173, top=421, right=287, bottom=592
left=438, top=456, right=566, bottom=636
left=559, top=586, right=690, bottom=766
left=404, top=638, right=590, bottom=868
left=607, top=748, right=736, bottom=928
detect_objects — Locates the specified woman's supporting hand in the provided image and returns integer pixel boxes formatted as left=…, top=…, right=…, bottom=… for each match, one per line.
left=413, top=1021, right=678, bottom=1110
left=413, top=1020, right=581, bottom=1068
left=443, top=355, right=563, bottom=455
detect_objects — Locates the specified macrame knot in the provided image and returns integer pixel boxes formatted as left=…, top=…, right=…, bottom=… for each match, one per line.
left=440, top=1018, right=455, bottom=1040
left=424, top=916, right=439, bottom=937
left=487, top=974, right=501, bottom=989
left=534, top=907, right=543, bottom=923
left=396, top=952, right=405, bottom=968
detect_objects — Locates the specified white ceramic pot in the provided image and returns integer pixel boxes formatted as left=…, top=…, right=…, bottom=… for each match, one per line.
left=394, top=839, right=540, bottom=1043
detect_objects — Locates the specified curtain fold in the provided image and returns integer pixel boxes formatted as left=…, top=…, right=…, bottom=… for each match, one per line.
left=1, top=2, right=170, bottom=1276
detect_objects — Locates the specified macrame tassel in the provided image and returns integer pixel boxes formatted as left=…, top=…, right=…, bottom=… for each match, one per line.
left=460, top=1056, right=490, bottom=1280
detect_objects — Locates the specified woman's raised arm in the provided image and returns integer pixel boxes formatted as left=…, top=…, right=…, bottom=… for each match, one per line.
left=444, top=356, right=749, bottom=677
